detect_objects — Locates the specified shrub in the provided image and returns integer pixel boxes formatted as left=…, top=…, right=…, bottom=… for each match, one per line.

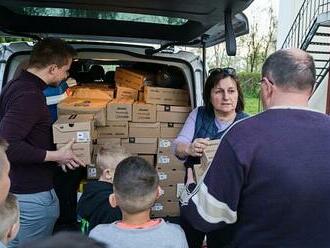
left=238, top=72, right=261, bottom=98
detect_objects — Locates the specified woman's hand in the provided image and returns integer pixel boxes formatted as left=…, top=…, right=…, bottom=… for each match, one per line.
left=187, top=138, right=209, bottom=157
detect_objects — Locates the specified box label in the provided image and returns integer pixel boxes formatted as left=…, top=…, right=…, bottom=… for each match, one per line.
left=158, top=155, right=170, bottom=164
left=159, top=139, right=171, bottom=148
left=158, top=172, right=168, bottom=180
left=77, top=131, right=90, bottom=142
left=164, top=105, right=171, bottom=112
left=152, top=203, right=164, bottom=211
left=176, top=183, right=185, bottom=198
left=87, top=166, right=97, bottom=178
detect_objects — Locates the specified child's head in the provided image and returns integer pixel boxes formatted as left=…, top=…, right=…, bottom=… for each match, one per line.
left=20, top=231, right=106, bottom=248
left=0, top=193, right=19, bottom=245
left=96, top=146, right=130, bottom=183
left=110, top=156, right=159, bottom=214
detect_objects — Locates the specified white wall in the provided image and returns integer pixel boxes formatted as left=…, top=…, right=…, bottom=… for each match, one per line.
left=277, top=0, right=305, bottom=49
left=309, top=75, right=329, bottom=113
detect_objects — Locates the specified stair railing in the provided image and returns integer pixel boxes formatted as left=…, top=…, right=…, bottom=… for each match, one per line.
left=282, top=0, right=330, bottom=49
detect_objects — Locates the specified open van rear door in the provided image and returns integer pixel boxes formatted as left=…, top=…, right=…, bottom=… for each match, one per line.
left=0, top=0, right=253, bottom=52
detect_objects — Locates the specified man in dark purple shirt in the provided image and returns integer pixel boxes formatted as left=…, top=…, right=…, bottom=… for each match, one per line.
left=181, top=48, right=330, bottom=247
left=0, top=138, right=10, bottom=206
left=0, top=38, right=85, bottom=247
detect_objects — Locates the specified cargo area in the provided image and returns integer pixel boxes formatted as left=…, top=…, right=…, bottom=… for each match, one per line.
left=50, top=55, right=194, bottom=218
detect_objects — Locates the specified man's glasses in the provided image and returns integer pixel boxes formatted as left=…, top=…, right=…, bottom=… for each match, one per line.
left=209, top=67, right=236, bottom=77
left=258, top=77, right=274, bottom=86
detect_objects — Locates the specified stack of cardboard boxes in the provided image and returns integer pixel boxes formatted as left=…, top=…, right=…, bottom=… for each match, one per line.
left=150, top=105, right=189, bottom=217
left=52, top=67, right=191, bottom=218
left=53, top=114, right=95, bottom=164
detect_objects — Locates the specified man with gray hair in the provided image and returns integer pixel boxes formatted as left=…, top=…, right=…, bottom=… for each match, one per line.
left=181, top=48, right=330, bottom=247
left=0, top=139, right=10, bottom=206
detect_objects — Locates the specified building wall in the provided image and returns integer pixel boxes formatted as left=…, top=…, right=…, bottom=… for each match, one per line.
left=309, top=74, right=329, bottom=113
left=277, top=0, right=329, bottom=113
left=277, top=0, right=305, bottom=49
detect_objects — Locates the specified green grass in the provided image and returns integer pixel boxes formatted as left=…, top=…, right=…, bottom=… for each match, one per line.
left=244, top=97, right=262, bottom=116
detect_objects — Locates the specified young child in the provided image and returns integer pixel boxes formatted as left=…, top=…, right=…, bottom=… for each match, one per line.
left=89, top=156, right=188, bottom=248
left=0, top=193, right=20, bottom=248
left=77, top=146, right=130, bottom=234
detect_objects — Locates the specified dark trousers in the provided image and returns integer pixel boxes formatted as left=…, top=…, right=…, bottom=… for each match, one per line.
left=53, top=167, right=85, bottom=231
left=181, top=217, right=234, bottom=248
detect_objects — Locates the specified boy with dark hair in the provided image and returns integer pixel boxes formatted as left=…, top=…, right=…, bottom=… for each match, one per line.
left=77, top=146, right=129, bottom=233
left=0, top=193, right=19, bottom=248
left=89, top=156, right=188, bottom=248
left=19, top=231, right=106, bottom=248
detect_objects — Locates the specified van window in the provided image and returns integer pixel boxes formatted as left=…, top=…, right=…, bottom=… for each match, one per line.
left=11, top=7, right=188, bottom=25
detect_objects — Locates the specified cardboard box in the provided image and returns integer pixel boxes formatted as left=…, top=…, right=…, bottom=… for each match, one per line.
left=132, top=102, right=156, bottom=123
left=92, top=141, right=124, bottom=168
left=156, top=154, right=185, bottom=171
left=138, top=154, right=155, bottom=166
left=121, top=137, right=158, bottom=154
left=129, top=122, right=160, bottom=138
left=157, top=105, right=191, bottom=123
left=158, top=183, right=185, bottom=203
left=87, top=164, right=99, bottom=180
left=144, top=86, right=189, bottom=106
left=138, top=91, right=144, bottom=101
left=71, top=86, right=114, bottom=101
left=56, top=142, right=92, bottom=164
left=158, top=138, right=174, bottom=154
left=107, top=99, right=133, bottom=121
left=96, top=137, right=121, bottom=146
left=116, top=86, right=138, bottom=101
left=151, top=202, right=180, bottom=217
left=160, top=123, right=183, bottom=138
left=158, top=169, right=185, bottom=187
left=115, top=67, right=154, bottom=90
left=58, top=97, right=108, bottom=126
left=194, top=164, right=205, bottom=183
left=53, top=114, right=94, bottom=144
left=97, top=122, right=128, bottom=138
left=201, top=139, right=221, bottom=168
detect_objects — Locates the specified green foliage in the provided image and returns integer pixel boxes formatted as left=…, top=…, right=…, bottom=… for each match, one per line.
left=0, top=37, right=31, bottom=43
left=238, top=72, right=261, bottom=98
left=244, top=97, right=261, bottom=116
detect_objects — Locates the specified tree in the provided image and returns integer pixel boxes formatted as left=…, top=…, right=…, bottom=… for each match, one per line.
left=261, top=6, right=277, bottom=61
left=240, top=2, right=277, bottom=73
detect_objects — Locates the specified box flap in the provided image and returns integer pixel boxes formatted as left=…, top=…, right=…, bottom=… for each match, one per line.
left=58, top=97, right=109, bottom=111
left=72, top=87, right=114, bottom=100
left=53, top=114, right=94, bottom=132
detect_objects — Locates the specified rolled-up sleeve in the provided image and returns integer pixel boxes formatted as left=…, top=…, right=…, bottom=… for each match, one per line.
left=173, top=108, right=198, bottom=157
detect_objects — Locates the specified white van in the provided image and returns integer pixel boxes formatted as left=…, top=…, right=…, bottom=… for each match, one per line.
left=0, top=0, right=255, bottom=227
left=0, top=0, right=254, bottom=108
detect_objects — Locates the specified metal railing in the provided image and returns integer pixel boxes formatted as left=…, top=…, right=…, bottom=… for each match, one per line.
left=282, top=0, right=330, bottom=49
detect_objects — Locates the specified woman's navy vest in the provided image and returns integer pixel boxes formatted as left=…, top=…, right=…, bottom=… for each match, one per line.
left=184, top=106, right=249, bottom=167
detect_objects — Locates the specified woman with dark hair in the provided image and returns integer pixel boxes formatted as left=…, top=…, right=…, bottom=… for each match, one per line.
left=174, top=67, right=249, bottom=248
